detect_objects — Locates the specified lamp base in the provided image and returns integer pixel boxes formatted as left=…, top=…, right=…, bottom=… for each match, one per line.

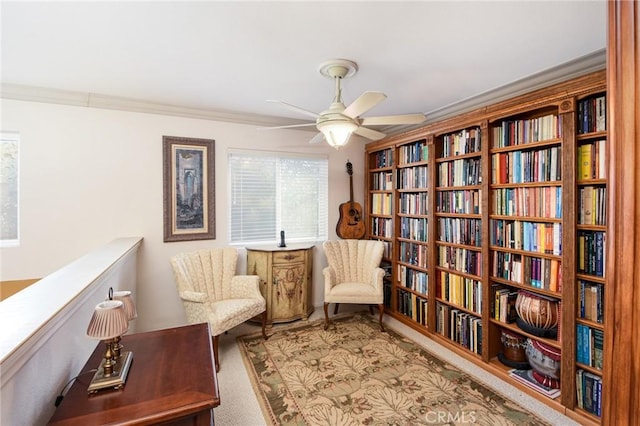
left=87, top=351, right=133, bottom=394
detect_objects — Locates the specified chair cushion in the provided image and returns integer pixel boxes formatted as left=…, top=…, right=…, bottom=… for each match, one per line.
left=325, top=282, right=383, bottom=305
left=208, top=298, right=265, bottom=336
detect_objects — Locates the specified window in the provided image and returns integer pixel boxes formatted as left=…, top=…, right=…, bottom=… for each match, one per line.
left=229, top=150, right=328, bottom=244
left=1, top=133, right=19, bottom=247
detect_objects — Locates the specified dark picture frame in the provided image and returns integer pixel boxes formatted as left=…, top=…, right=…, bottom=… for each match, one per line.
left=162, top=136, right=215, bottom=242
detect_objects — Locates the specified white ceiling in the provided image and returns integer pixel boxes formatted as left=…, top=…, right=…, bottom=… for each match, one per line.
left=1, top=1, right=607, bottom=136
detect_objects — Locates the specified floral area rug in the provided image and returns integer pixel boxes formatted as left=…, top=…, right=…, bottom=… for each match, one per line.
left=237, top=313, right=550, bottom=425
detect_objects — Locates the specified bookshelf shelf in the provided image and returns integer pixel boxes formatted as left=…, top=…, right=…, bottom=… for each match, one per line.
left=435, top=265, right=481, bottom=281
left=364, top=71, right=607, bottom=425
left=397, top=160, right=429, bottom=168
left=489, top=214, right=562, bottom=223
left=489, top=319, right=562, bottom=349
left=490, top=138, right=562, bottom=152
left=490, top=276, right=562, bottom=297
left=435, top=212, right=482, bottom=221
left=436, top=296, right=481, bottom=315
left=576, top=273, right=605, bottom=284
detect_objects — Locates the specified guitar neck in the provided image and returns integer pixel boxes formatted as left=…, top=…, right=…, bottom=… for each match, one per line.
left=349, top=175, right=355, bottom=206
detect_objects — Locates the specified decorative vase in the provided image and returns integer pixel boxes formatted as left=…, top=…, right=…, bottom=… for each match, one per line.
left=500, top=330, right=528, bottom=363
left=525, top=338, right=561, bottom=389
left=515, top=291, right=559, bottom=337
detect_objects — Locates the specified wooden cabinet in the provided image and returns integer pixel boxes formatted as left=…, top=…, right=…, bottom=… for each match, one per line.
left=246, top=244, right=314, bottom=324
left=364, top=70, right=607, bottom=425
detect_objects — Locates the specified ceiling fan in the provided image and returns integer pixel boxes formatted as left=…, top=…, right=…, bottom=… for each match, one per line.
left=266, top=59, right=426, bottom=149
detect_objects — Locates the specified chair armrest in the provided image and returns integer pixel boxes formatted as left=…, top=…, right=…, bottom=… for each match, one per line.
left=179, top=291, right=209, bottom=324
left=180, top=290, right=208, bottom=303
left=322, top=266, right=338, bottom=296
left=370, top=267, right=385, bottom=291
left=230, top=275, right=263, bottom=299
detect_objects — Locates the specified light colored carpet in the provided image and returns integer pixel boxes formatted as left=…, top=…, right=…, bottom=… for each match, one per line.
left=214, top=307, right=579, bottom=426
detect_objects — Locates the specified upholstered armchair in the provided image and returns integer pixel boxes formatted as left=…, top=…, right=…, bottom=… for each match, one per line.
left=170, top=247, right=267, bottom=371
left=322, top=239, right=386, bottom=331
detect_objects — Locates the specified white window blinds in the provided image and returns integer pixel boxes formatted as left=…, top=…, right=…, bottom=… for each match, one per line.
left=1, top=133, right=20, bottom=247
left=229, top=151, right=328, bottom=244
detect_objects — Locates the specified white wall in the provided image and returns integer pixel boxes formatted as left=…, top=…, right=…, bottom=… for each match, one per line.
left=1, top=238, right=141, bottom=426
left=0, top=98, right=366, bottom=332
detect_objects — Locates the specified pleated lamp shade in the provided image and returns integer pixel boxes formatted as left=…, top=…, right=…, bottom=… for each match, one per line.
left=86, top=300, right=129, bottom=340
left=112, top=290, right=138, bottom=321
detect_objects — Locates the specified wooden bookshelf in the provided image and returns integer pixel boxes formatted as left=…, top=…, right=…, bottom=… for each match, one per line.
left=364, top=70, right=607, bottom=424
left=365, top=146, right=394, bottom=308
left=488, top=98, right=574, bottom=408
left=433, top=125, right=485, bottom=356
left=573, top=91, right=607, bottom=419
left=394, top=138, right=429, bottom=326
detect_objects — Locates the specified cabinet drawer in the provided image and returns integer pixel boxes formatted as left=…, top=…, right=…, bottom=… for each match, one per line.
left=273, top=250, right=305, bottom=264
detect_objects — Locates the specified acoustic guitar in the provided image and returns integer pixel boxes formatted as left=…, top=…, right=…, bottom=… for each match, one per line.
left=336, top=161, right=366, bottom=239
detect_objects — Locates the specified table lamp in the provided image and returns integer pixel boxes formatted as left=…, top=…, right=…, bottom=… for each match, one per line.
left=111, top=290, right=137, bottom=359
left=85, top=299, right=133, bottom=393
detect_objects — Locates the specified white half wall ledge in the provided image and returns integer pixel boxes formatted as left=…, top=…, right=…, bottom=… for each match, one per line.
left=0, top=236, right=143, bottom=426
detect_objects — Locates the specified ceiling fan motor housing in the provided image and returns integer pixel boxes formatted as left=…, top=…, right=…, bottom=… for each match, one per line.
left=318, top=59, right=358, bottom=80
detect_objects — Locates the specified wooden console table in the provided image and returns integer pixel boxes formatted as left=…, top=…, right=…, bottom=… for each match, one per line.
left=48, top=323, right=219, bottom=426
left=246, top=243, right=314, bottom=325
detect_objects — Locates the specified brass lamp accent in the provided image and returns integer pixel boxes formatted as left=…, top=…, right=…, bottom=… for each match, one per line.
left=111, top=290, right=137, bottom=359
left=85, top=299, right=132, bottom=393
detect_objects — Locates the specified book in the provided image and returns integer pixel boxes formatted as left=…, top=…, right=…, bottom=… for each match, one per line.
left=582, top=371, right=602, bottom=415
left=579, top=144, right=592, bottom=180
left=509, top=369, right=561, bottom=398
left=576, top=370, right=584, bottom=409
left=596, top=96, right=606, bottom=131
left=592, top=328, right=604, bottom=370
left=583, top=186, right=594, bottom=225
left=549, top=259, right=559, bottom=292
left=597, top=139, right=606, bottom=179
left=577, top=324, right=585, bottom=365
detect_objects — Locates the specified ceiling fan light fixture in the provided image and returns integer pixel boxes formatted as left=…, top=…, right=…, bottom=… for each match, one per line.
left=317, top=120, right=358, bottom=150
left=267, top=59, right=425, bottom=147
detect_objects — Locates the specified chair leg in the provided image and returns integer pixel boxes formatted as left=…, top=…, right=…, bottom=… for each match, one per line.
left=378, top=304, right=385, bottom=332
left=324, top=303, right=330, bottom=330
left=369, top=305, right=374, bottom=315
left=212, top=335, right=220, bottom=372
left=261, top=310, right=268, bottom=340
left=333, top=303, right=340, bottom=315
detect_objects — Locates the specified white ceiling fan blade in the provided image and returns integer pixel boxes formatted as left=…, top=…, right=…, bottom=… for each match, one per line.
left=266, top=100, right=319, bottom=119
left=354, top=126, right=386, bottom=141
left=309, top=132, right=326, bottom=144
left=361, top=113, right=426, bottom=126
left=258, top=122, right=316, bottom=130
left=343, top=91, right=387, bottom=118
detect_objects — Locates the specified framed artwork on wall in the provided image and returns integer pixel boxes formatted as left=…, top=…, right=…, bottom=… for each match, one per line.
left=162, top=136, right=215, bottom=242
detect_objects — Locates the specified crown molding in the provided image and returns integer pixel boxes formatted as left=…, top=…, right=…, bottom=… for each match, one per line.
left=381, top=49, right=607, bottom=136
left=1, top=49, right=605, bottom=136
left=0, top=83, right=313, bottom=129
